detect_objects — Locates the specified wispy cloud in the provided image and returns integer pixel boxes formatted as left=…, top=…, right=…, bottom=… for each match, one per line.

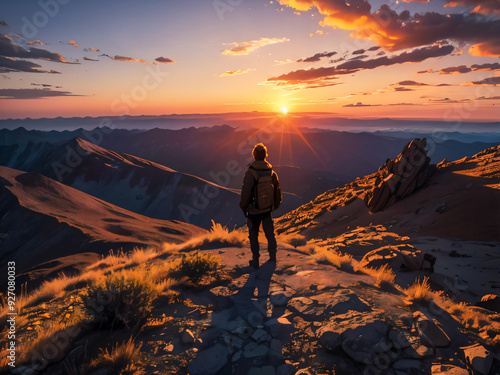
left=222, top=37, right=289, bottom=56
left=0, top=56, right=61, bottom=74
left=444, top=0, right=500, bottom=16
left=100, top=54, right=147, bottom=63
left=67, top=40, right=79, bottom=47
left=27, top=40, right=46, bottom=45
left=219, top=68, right=255, bottom=77
left=463, top=76, right=500, bottom=86
left=297, top=50, right=337, bottom=62
left=418, top=62, right=500, bottom=75
left=0, top=34, right=74, bottom=64
left=155, top=56, right=176, bottom=64
left=0, top=88, right=82, bottom=99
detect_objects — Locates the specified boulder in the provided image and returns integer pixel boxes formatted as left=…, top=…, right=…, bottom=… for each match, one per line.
left=359, top=244, right=424, bottom=272
left=392, top=359, right=421, bottom=371
left=243, top=342, right=269, bottom=358
left=181, top=329, right=196, bottom=345
left=265, top=316, right=294, bottom=342
left=367, top=138, right=432, bottom=212
left=248, top=366, right=275, bottom=375
left=463, top=344, right=493, bottom=375
left=416, top=319, right=450, bottom=348
left=269, top=339, right=284, bottom=365
left=431, top=364, right=469, bottom=375
left=186, top=343, right=230, bottom=375
left=316, top=326, right=342, bottom=351
left=341, top=320, right=392, bottom=365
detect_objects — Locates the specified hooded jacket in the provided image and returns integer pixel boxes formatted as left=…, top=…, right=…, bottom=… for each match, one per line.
left=240, top=160, right=282, bottom=215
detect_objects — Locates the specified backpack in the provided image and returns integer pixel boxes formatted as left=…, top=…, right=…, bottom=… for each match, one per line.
left=249, top=169, right=275, bottom=210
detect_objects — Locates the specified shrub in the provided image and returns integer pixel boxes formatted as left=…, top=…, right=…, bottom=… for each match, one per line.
left=83, top=269, right=157, bottom=332
left=167, top=251, right=220, bottom=284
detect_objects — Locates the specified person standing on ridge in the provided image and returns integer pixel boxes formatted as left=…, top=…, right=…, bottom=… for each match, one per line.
left=240, top=143, right=282, bottom=270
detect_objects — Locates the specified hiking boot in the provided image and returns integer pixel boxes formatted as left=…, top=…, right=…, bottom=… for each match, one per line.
left=249, top=259, right=259, bottom=269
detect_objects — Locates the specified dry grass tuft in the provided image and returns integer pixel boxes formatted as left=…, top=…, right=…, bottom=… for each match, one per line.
left=167, top=251, right=221, bottom=284
left=159, top=221, right=247, bottom=257
left=278, top=232, right=307, bottom=248
left=404, top=277, right=442, bottom=307
left=360, top=264, right=397, bottom=291
left=88, top=337, right=142, bottom=373
left=311, top=246, right=356, bottom=273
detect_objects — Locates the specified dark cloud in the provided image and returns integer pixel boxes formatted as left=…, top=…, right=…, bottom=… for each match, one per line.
left=31, top=83, right=61, bottom=88
left=439, top=65, right=472, bottom=74
left=394, top=87, right=415, bottom=91
left=471, top=62, right=500, bottom=71
left=155, top=56, right=176, bottom=64
left=267, top=66, right=355, bottom=85
left=0, top=21, right=8, bottom=27
left=113, top=55, right=147, bottom=63
left=444, top=0, right=500, bottom=16
left=0, top=88, right=82, bottom=99
left=267, top=44, right=454, bottom=86
left=84, top=47, right=101, bottom=53
left=464, top=76, right=500, bottom=86
left=352, top=49, right=365, bottom=54
left=0, top=56, right=60, bottom=73
left=418, top=62, right=500, bottom=75
left=368, top=46, right=381, bottom=51
left=278, top=1, right=500, bottom=56
left=376, top=51, right=385, bottom=56
left=83, top=57, right=99, bottom=62
left=349, top=54, right=368, bottom=60
left=298, top=51, right=337, bottom=62
left=476, top=95, right=500, bottom=100
left=398, top=80, right=429, bottom=86
left=336, top=44, right=454, bottom=71
left=343, top=102, right=380, bottom=107
left=0, top=34, right=72, bottom=63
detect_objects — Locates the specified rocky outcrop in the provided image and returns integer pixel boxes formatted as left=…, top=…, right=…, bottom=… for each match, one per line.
left=366, top=138, right=434, bottom=212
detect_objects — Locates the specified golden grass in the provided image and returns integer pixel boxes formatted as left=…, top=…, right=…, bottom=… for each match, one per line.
left=83, top=267, right=158, bottom=331
left=360, top=264, right=397, bottom=291
left=166, top=251, right=221, bottom=284
left=159, top=221, right=247, bottom=257
left=278, top=232, right=307, bottom=248
left=88, top=337, right=142, bottom=373
left=441, top=299, right=500, bottom=347
left=404, top=277, right=442, bottom=307
left=310, top=246, right=356, bottom=273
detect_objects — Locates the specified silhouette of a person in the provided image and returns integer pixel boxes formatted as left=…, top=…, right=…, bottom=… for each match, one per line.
left=240, top=143, right=282, bottom=269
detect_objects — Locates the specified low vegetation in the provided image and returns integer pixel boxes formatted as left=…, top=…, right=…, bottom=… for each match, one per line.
left=359, top=264, right=397, bottom=291
left=87, top=337, right=143, bottom=373
left=404, top=277, right=442, bottom=307
left=310, top=245, right=356, bottom=273
left=83, top=268, right=158, bottom=332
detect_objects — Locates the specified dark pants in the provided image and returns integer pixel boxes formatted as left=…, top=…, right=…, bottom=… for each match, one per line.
left=247, top=211, right=277, bottom=261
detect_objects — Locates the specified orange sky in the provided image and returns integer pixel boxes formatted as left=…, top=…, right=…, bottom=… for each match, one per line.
left=0, top=0, right=499, bottom=120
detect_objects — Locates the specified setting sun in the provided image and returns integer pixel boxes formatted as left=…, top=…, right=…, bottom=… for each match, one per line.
left=281, top=107, right=288, bottom=115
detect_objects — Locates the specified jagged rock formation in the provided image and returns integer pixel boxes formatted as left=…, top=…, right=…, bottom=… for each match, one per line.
left=365, top=138, right=434, bottom=212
